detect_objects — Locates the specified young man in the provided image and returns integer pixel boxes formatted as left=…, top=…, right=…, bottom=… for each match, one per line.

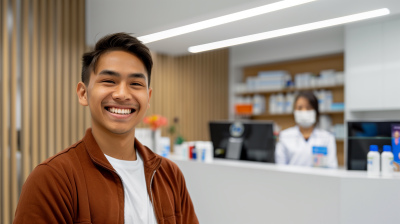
left=14, top=33, right=199, bottom=224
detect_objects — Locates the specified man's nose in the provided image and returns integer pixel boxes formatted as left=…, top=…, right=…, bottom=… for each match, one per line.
left=112, top=84, right=130, bottom=101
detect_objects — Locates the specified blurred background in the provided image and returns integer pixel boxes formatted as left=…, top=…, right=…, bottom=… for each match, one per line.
left=1, top=0, right=400, bottom=223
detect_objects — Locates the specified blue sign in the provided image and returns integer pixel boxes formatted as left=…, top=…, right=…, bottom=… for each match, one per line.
left=312, top=146, right=328, bottom=155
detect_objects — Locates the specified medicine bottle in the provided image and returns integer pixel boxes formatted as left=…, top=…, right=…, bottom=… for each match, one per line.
left=381, top=145, right=394, bottom=176
left=367, top=145, right=380, bottom=176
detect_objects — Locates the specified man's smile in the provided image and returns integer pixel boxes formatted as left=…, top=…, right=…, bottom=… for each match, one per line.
left=105, top=106, right=136, bottom=115
left=103, top=105, right=138, bottom=119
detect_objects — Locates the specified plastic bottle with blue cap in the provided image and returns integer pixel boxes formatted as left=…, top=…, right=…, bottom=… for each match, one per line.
left=367, top=145, right=380, bottom=176
left=381, top=145, right=394, bottom=176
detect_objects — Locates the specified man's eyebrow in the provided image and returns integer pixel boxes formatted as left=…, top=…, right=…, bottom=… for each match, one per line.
left=128, top=73, right=146, bottom=80
left=98, top=70, right=146, bottom=80
left=98, top=69, right=121, bottom=77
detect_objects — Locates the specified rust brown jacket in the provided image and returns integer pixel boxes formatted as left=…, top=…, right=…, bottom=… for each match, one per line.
left=14, top=128, right=199, bottom=224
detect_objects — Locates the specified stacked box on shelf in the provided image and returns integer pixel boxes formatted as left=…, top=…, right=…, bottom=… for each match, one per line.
left=246, top=70, right=291, bottom=92
left=295, top=70, right=345, bottom=89
left=333, top=124, right=345, bottom=140
left=235, top=95, right=266, bottom=116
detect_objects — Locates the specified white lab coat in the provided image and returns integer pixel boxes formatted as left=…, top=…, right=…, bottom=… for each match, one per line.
left=275, top=126, right=338, bottom=168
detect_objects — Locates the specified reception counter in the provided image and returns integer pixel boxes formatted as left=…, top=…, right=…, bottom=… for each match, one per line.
left=172, top=158, right=400, bottom=224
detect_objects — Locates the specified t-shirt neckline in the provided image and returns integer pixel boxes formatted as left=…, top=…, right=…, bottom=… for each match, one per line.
left=104, top=150, right=142, bottom=171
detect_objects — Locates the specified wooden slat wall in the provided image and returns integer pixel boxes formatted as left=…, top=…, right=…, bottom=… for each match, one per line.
left=140, top=49, right=229, bottom=143
left=1, top=1, right=87, bottom=223
left=10, top=0, right=18, bottom=215
left=1, top=0, right=10, bottom=223
left=1, top=1, right=229, bottom=222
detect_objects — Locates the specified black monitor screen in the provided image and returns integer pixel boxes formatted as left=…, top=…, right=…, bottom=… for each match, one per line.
left=209, top=121, right=275, bottom=163
left=347, top=121, right=400, bottom=170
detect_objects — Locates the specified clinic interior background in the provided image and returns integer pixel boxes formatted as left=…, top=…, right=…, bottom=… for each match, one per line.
left=1, top=0, right=400, bottom=223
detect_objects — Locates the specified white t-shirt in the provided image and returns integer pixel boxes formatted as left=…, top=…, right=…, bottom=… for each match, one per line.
left=105, top=151, right=158, bottom=224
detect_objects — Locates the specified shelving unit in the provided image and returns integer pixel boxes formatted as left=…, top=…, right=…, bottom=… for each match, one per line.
left=236, top=84, right=344, bottom=96
left=251, top=110, right=344, bottom=119
left=238, top=53, right=345, bottom=165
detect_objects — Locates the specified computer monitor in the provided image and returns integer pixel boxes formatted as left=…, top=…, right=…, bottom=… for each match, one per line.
left=209, top=121, right=275, bottom=163
left=347, top=121, right=400, bottom=170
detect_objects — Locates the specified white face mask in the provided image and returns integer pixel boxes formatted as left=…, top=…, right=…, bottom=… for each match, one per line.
left=294, top=110, right=316, bottom=128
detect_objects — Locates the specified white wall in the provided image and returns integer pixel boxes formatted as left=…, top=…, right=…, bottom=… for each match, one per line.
left=345, top=14, right=400, bottom=121
left=228, top=27, right=344, bottom=119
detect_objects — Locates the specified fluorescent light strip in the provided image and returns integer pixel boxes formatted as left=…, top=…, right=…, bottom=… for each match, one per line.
left=138, top=0, right=316, bottom=44
left=189, top=8, right=390, bottom=53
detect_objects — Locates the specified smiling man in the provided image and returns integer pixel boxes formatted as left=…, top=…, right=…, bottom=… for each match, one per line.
left=14, top=33, right=199, bottom=224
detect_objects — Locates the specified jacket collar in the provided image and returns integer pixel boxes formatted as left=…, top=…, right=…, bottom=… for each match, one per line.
left=294, top=125, right=318, bottom=139
left=82, top=128, right=162, bottom=172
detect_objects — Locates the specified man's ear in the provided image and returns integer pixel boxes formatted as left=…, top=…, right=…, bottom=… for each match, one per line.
left=77, top=82, right=88, bottom=106
left=147, top=87, right=152, bottom=109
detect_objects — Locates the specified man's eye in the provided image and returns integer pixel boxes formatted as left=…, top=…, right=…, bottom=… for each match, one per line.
left=131, top=83, right=142, bottom=86
left=102, top=80, right=115, bottom=83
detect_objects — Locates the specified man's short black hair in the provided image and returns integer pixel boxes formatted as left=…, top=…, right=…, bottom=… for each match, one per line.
left=81, top=32, right=153, bottom=86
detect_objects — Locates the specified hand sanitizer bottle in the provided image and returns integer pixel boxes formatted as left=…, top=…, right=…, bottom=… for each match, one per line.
left=381, top=145, right=394, bottom=176
left=367, top=145, right=380, bottom=176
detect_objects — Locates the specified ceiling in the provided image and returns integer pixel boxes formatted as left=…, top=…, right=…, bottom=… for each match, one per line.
left=86, top=0, right=400, bottom=56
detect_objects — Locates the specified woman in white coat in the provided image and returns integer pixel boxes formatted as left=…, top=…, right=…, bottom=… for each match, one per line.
left=275, top=91, right=338, bottom=168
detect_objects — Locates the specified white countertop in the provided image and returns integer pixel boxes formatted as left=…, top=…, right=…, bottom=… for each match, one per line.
left=172, top=157, right=400, bottom=224
left=171, top=157, right=400, bottom=179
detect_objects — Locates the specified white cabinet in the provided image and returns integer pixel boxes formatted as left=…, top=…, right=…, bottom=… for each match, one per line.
left=346, top=16, right=400, bottom=111
left=382, top=19, right=400, bottom=109
left=346, top=23, right=383, bottom=111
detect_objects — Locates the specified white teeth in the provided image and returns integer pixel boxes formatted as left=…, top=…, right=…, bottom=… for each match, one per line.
left=108, top=107, right=132, bottom=115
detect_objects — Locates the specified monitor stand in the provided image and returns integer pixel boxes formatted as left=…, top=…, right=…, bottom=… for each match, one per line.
left=226, top=137, right=243, bottom=160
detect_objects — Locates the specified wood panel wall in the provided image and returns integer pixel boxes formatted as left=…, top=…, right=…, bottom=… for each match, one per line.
left=142, top=49, right=229, bottom=144
left=0, top=1, right=88, bottom=223
left=0, top=1, right=229, bottom=222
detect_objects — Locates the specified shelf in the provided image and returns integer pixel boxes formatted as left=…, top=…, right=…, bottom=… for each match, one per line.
left=251, top=110, right=344, bottom=118
left=348, top=136, right=393, bottom=140
left=236, top=84, right=344, bottom=96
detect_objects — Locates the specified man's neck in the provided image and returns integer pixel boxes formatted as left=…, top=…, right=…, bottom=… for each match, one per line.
left=91, top=123, right=137, bottom=161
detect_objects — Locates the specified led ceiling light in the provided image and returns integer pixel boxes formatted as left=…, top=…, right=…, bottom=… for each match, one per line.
left=138, top=0, right=317, bottom=44
left=189, top=8, right=390, bottom=53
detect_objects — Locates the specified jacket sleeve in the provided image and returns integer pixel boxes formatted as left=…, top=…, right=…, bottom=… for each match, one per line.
left=275, top=137, right=288, bottom=164
left=327, top=134, right=338, bottom=169
left=177, top=167, right=199, bottom=224
left=14, top=164, right=73, bottom=224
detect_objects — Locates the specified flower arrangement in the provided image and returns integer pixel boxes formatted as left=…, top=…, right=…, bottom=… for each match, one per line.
left=143, top=114, right=168, bottom=130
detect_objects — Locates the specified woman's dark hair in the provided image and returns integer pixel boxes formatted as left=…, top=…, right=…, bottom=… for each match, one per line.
left=294, top=91, right=320, bottom=123
left=81, top=32, right=153, bottom=86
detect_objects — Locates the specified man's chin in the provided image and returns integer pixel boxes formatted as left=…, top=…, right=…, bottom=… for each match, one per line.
left=107, top=127, right=134, bottom=135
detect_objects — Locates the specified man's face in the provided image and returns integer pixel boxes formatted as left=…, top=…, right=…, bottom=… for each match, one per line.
left=82, top=50, right=152, bottom=135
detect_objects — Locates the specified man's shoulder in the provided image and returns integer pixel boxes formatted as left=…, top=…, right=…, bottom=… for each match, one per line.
left=40, top=140, right=86, bottom=168
left=159, top=156, right=184, bottom=178
left=26, top=140, right=87, bottom=185
left=160, top=156, right=179, bottom=171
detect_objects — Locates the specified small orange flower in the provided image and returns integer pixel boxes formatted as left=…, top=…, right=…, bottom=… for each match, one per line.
left=143, top=115, right=168, bottom=130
